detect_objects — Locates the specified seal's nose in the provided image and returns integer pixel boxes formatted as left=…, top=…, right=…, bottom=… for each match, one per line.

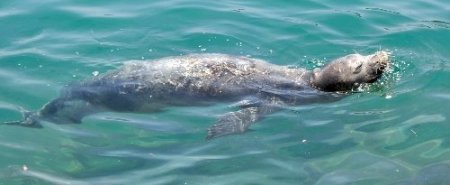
left=378, top=51, right=389, bottom=63
left=374, top=51, right=390, bottom=70
left=369, top=51, right=390, bottom=75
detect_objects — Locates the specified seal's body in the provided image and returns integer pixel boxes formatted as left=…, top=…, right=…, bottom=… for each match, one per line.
left=83, top=54, right=311, bottom=108
left=8, top=52, right=389, bottom=139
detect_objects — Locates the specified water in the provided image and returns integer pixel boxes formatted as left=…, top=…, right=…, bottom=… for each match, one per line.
left=1, top=0, right=450, bottom=184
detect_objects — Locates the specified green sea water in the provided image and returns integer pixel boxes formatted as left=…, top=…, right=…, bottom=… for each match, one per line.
left=1, top=0, right=450, bottom=184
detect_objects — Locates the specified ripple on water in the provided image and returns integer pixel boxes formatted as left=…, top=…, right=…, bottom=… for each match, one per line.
left=58, top=5, right=138, bottom=18
left=1, top=0, right=450, bottom=184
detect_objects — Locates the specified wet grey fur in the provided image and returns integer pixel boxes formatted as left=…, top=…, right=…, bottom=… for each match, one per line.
left=6, top=52, right=389, bottom=139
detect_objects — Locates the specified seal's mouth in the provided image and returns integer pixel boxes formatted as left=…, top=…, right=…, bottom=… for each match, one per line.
left=372, top=51, right=390, bottom=72
left=366, top=51, right=390, bottom=83
left=375, top=62, right=387, bottom=75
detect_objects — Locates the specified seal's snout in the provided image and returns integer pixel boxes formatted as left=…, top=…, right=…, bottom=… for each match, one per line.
left=371, top=51, right=390, bottom=74
left=375, top=51, right=390, bottom=67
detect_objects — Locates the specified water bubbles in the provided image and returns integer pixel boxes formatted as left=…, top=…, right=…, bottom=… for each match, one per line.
left=141, top=56, right=145, bottom=60
left=92, top=71, right=99, bottom=76
left=22, top=165, right=28, bottom=171
left=309, top=59, right=325, bottom=67
left=197, top=45, right=207, bottom=52
left=269, top=49, right=273, bottom=54
left=148, top=48, right=153, bottom=52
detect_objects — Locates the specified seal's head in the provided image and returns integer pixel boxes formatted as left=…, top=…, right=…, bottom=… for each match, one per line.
left=312, top=51, right=389, bottom=92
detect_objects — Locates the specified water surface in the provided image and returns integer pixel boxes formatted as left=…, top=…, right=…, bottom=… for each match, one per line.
left=1, top=0, right=450, bottom=184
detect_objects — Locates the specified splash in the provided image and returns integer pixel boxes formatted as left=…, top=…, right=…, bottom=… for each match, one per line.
left=353, top=51, right=412, bottom=97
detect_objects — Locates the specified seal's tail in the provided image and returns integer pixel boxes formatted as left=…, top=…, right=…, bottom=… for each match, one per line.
left=3, top=111, right=42, bottom=128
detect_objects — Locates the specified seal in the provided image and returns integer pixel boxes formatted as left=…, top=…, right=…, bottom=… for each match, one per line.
left=5, top=51, right=389, bottom=139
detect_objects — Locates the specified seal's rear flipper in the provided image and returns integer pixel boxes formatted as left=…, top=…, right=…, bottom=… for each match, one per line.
left=2, top=111, right=42, bottom=128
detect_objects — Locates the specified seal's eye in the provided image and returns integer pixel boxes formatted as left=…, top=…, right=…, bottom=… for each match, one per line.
left=353, top=63, right=363, bottom=74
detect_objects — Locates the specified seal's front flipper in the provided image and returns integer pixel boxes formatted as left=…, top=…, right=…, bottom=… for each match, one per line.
left=206, top=105, right=277, bottom=140
left=206, top=107, right=256, bottom=140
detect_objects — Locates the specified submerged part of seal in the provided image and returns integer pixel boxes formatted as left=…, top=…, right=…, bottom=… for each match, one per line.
left=5, top=51, right=389, bottom=139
